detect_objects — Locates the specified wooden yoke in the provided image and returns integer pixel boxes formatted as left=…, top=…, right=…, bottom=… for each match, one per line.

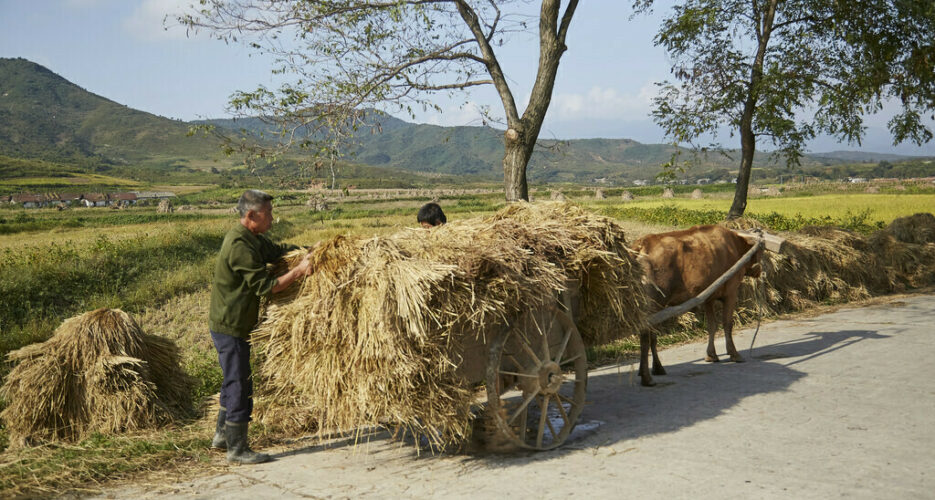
left=735, top=229, right=785, bottom=253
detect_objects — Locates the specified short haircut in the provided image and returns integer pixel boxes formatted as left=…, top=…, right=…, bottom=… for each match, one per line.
left=417, top=202, right=447, bottom=226
left=236, top=189, right=273, bottom=217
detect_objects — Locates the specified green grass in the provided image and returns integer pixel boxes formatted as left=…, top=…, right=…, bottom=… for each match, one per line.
left=0, top=430, right=215, bottom=498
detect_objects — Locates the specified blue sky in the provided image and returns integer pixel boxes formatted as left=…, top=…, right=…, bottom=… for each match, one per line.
left=2, top=0, right=933, bottom=155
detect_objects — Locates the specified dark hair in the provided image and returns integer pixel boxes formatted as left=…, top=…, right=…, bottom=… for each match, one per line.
left=236, top=189, right=273, bottom=217
left=417, top=202, right=447, bottom=226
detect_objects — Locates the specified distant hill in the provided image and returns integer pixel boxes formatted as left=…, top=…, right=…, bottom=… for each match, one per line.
left=3, top=57, right=933, bottom=187
left=0, top=57, right=221, bottom=164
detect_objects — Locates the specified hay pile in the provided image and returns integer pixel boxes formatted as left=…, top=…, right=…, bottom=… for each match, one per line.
left=0, top=309, right=191, bottom=447
left=727, top=213, right=935, bottom=319
left=251, top=202, right=648, bottom=447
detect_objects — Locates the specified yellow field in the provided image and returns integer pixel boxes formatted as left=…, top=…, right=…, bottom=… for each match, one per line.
left=614, top=193, right=935, bottom=224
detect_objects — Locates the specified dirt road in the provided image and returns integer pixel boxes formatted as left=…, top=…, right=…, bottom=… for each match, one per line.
left=100, top=295, right=935, bottom=499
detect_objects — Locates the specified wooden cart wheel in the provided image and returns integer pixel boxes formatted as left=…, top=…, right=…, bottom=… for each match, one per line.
left=484, top=304, right=588, bottom=450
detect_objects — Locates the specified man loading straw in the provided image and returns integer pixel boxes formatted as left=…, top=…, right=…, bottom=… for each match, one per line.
left=208, top=189, right=311, bottom=464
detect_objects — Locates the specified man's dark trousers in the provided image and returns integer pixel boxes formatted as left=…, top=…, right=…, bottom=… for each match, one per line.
left=210, top=331, right=253, bottom=423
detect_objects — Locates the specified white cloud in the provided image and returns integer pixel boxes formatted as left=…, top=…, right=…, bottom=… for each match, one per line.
left=548, top=84, right=657, bottom=121
left=123, top=0, right=192, bottom=41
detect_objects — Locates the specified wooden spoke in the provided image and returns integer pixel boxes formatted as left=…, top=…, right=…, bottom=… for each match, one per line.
left=554, top=325, right=572, bottom=364
left=517, top=333, right=541, bottom=365
left=559, top=353, right=583, bottom=366
left=508, top=389, right=540, bottom=425
left=536, top=395, right=549, bottom=448
left=498, top=370, right=538, bottom=379
left=545, top=403, right=559, bottom=439
left=555, top=396, right=571, bottom=426
left=557, top=392, right=576, bottom=405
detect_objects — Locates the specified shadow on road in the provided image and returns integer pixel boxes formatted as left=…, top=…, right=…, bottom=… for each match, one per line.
left=455, top=327, right=891, bottom=469
left=278, top=328, right=890, bottom=467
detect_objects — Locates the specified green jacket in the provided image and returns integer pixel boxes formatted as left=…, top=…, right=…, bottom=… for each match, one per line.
left=209, top=224, right=298, bottom=339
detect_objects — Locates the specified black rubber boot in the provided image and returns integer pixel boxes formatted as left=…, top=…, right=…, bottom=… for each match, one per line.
left=225, top=421, right=271, bottom=464
left=211, top=408, right=227, bottom=449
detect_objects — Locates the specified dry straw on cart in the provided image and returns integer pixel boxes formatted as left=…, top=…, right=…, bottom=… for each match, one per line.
left=0, top=308, right=191, bottom=447
left=251, top=202, right=649, bottom=448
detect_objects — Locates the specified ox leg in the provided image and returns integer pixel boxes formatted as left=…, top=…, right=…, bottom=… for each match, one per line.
left=639, top=331, right=656, bottom=386
left=703, top=302, right=719, bottom=362
left=723, top=295, right=744, bottom=362
left=650, top=330, right=666, bottom=376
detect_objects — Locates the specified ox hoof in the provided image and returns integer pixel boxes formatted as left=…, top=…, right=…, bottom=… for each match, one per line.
left=730, top=354, right=745, bottom=363
left=704, top=354, right=719, bottom=363
left=641, top=377, right=656, bottom=387
left=652, top=366, right=667, bottom=375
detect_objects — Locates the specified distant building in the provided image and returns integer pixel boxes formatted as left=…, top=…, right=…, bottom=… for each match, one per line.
left=112, top=192, right=138, bottom=206
left=134, top=191, right=176, bottom=200
left=11, top=194, right=42, bottom=208
left=59, top=193, right=82, bottom=206
left=82, top=193, right=108, bottom=207
left=847, top=177, right=867, bottom=183
left=633, top=179, right=649, bottom=186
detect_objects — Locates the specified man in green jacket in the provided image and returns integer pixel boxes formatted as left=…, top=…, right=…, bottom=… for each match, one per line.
left=208, top=189, right=311, bottom=464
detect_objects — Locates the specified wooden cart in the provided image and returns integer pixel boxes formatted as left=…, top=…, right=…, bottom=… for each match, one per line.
left=453, top=283, right=588, bottom=451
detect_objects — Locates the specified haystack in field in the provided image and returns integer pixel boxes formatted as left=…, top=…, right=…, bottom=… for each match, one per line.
left=251, top=202, right=648, bottom=447
left=0, top=309, right=190, bottom=447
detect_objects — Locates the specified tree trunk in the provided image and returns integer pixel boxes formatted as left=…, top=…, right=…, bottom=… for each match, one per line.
left=457, top=0, right=578, bottom=202
left=729, top=104, right=756, bottom=219
left=503, top=128, right=532, bottom=202
left=728, top=0, right=777, bottom=219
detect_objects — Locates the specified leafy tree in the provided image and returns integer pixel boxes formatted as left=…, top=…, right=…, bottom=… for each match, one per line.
left=180, top=0, right=580, bottom=201
left=635, top=0, right=935, bottom=217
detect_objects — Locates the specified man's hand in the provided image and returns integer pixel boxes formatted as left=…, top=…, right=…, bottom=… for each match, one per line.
left=297, top=252, right=312, bottom=276
left=272, top=253, right=312, bottom=294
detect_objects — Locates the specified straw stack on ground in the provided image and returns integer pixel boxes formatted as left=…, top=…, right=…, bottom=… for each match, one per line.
left=724, top=213, right=935, bottom=321
left=0, top=308, right=191, bottom=447
left=251, top=202, right=648, bottom=448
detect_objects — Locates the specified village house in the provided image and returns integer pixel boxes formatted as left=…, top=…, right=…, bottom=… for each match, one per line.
left=133, top=191, right=176, bottom=201
left=81, top=193, right=108, bottom=207
left=58, top=193, right=82, bottom=206
left=11, top=194, right=42, bottom=208
left=111, top=192, right=138, bottom=207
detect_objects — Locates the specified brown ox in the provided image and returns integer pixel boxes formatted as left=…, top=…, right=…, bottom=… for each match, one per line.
left=632, top=225, right=762, bottom=386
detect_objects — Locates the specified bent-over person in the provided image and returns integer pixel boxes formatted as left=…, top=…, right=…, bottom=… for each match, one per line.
left=208, top=189, right=311, bottom=464
left=417, top=202, right=447, bottom=228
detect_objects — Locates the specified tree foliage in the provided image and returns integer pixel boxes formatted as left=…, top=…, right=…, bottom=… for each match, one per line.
left=180, top=0, right=579, bottom=199
left=636, top=0, right=935, bottom=217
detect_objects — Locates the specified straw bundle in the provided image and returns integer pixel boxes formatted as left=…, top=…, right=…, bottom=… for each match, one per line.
left=731, top=214, right=935, bottom=319
left=0, top=309, right=191, bottom=447
left=251, top=202, right=648, bottom=447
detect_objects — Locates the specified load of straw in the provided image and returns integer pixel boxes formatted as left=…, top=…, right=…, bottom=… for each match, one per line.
left=0, top=309, right=191, bottom=447
left=251, top=202, right=648, bottom=447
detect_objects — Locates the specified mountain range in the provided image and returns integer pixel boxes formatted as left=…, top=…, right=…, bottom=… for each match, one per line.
left=1, top=57, right=930, bottom=186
